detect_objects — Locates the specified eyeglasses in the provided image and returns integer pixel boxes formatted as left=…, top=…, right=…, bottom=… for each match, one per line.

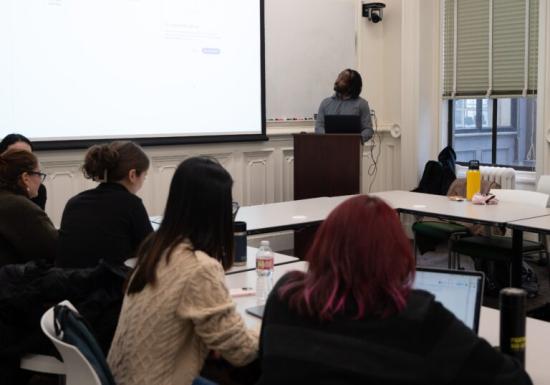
left=232, top=201, right=240, bottom=219
left=28, top=171, right=47, bottom=183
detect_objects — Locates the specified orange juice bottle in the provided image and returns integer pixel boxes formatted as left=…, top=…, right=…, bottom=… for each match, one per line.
left=466, top=160, right=481, bottom=200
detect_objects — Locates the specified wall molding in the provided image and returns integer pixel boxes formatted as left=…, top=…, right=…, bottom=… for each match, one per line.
left=37, top=129, right=402, bottom=227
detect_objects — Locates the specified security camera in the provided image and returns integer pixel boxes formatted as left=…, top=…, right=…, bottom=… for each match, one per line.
left=362, top=2, right=386, bottom=23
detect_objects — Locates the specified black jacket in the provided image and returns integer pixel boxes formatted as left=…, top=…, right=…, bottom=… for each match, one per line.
left=257, top=278, right=531, bottom=385
left=30, top=184, right=47, bottom=211
left=413, top=146, right=457, bottom=196
left=57, top=182, right=153, bottom=268
left=0, top=261, right=129, bottom=384
left=0, top=189, right=58, bottom=268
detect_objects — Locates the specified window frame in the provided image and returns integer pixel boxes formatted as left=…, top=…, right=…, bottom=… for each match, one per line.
left=447, top=99, right=534, bottom=171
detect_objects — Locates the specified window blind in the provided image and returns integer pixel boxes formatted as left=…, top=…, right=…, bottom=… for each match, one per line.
left=443, top=0, right=538, bottom=98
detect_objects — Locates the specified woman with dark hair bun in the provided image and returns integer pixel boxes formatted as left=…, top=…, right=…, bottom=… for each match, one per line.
left=108, top=157, right=258, bottom=385
left=0, top=149, right=57, bottom=267
left=257, top=195, right=531, bottom=385
left=1, top=133, right=47, bottom=210
left=56, top=141, right=153, bottom=268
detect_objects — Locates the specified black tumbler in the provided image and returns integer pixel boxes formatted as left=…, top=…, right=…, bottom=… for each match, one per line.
left=233, top=221, right=247, bottom=266
left=499, top=287, right=527, bottom=366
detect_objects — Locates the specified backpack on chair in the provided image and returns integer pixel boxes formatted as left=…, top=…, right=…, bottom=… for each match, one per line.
left=53, top=303, right=116, bottom=385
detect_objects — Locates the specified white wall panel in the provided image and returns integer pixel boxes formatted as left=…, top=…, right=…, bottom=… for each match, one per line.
left=37, top=130, right=401, bottom=227
left=282, top=148, right=294, bottom=201
left=243, top=150, right=275, bottom=205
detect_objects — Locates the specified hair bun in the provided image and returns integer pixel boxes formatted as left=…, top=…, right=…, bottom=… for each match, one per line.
left=83, top=143, right=120, bottom=181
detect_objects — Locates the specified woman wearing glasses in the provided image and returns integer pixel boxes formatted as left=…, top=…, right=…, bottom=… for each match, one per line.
left=108, top=157, right=258, bottom=385
left=56, top=141, right=153, bottom=268
left=0, top=149, right=57, bottom=267
left=0, top=133, right=48, bottom=210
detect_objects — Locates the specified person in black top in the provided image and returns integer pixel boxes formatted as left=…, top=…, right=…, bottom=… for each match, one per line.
left=56, top=141, right=153, bottom=268
left=0, top=133, right=47, bottom=210
left=257, top=195, right=531, bottom=385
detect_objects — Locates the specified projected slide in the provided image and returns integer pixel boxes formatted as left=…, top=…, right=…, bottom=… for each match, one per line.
left=0, top=0, right=264, bottom=143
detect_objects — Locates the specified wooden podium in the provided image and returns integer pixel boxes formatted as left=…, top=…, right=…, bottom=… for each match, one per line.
left=293, top=134, right=362, bottom=258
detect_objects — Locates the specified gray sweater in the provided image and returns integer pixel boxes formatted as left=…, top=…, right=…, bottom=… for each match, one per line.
left=315, top=95, right=373, bottom=142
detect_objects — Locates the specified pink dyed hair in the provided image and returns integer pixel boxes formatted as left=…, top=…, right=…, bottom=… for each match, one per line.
left=279, top=195, right=415, bottom=320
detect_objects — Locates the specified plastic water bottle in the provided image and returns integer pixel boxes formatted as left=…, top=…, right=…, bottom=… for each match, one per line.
left=256, top=240, right=274, bottom=304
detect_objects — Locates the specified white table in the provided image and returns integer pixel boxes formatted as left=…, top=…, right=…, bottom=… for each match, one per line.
left=154, top=191, right=550, bottom=286
left=480, top=307, right=549, bottom=385
left=508, top=216, right=550, bottom=234
left=226, top=261, right=308, bottom=327
left=226, top=247, right=299, bottom=275
left=227, top=260, right=550, bottom=384
left=151, top=197, right=337, bottom=235
left=367, top=191, right=550, bottom=226
left=369, top=191, right=550, bottom=287
left=235, top=197, right=335, bottom=234
left=125, top=246, right=299, bottom=272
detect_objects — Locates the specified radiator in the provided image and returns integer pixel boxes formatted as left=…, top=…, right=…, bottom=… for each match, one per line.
left=456, top=164, right=516, bottom=189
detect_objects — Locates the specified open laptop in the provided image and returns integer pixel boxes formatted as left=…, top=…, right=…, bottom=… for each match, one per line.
left=324, top=114, right=362, bottom=134
left=247, top=268, right=484, bottom=333
left=414, top=268, right=484, bottom=333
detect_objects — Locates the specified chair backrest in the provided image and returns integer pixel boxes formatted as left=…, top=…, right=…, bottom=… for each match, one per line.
left=490, top=188, right=549, bottom=208
left=536, top=176, right=550, bottom=207
left=40, top=301, right=112, bottom=385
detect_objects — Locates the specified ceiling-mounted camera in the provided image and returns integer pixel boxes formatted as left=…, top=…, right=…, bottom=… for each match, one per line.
left=362, top=2, right=386, bottom=23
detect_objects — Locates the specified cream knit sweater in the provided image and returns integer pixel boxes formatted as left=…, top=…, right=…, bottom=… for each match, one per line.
left=107, top=243, right=258, bottom=385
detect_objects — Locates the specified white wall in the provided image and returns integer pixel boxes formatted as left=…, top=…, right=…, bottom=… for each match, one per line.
left=38, top=126, right=402, bottom=228
left=357, top=0, right=441, bottom=191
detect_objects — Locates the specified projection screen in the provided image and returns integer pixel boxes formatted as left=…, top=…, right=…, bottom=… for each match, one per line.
left=0, top=0, right=266, bottom=149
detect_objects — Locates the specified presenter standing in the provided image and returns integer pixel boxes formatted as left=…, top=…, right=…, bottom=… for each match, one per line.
left=315, top=69, right=373, bottom=142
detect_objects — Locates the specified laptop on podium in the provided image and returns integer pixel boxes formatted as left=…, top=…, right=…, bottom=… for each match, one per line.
left=324, top=114, right=362, bottom=134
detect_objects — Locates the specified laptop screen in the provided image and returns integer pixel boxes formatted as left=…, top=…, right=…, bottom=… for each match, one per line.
left=414, top=268, right=484, bottom=332
left=324, top=114, right=361, bottom=134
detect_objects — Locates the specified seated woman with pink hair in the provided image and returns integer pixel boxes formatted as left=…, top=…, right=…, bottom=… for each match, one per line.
left=256, top=195, right=531, bottom=385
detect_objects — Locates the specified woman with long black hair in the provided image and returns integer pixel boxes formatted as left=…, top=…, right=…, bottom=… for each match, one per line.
left=108, top=157, right=258, bottom=385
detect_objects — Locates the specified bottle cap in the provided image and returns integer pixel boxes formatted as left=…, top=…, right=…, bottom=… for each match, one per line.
left=260, top=240, right=270, bottom=247
left=468, top=160, right=480, bottom=170
left=233, top=221, right=247, bottom=232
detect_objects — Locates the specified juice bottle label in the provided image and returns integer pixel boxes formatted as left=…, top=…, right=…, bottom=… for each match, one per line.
left=256, top=258, right=274, bottom=270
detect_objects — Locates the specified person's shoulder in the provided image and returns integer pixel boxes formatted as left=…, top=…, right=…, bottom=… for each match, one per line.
left=320, top=96, right=335, bottom=107
left=99, top=183, right=145, bottom=206
left=62, top=187, right=99, bottom=210
left=356, top=97, right=370, bottom=108
left=402, top=289, right=464, bottom=336
left=0, top=191, right=41, bottom=213
left=273, top=271, right=302, bottom=291
left=265, top=272, right=304, bottom=310
left=194, top=250, right=224, bottom=274
left=400, top=289, right=440, bottom=320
